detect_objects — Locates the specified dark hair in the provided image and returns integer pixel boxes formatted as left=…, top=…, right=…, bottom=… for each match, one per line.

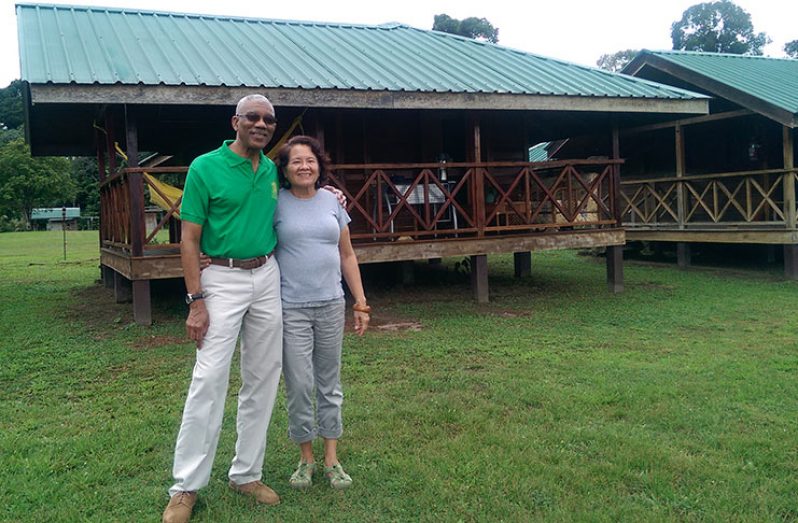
left=276, top=135, right=331, bottom=189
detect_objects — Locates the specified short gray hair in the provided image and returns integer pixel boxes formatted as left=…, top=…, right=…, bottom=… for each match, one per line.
left=235, top=94, right=272, bottom=114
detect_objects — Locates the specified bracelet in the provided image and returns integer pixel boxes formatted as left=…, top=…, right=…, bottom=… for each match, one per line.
left=352, top=303, right=371, bottom=314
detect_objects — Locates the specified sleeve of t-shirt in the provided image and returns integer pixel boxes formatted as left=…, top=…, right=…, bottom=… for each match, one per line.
left=336, top=201, right=352, bottom=230
left=180, top=160, right=209, bottom=225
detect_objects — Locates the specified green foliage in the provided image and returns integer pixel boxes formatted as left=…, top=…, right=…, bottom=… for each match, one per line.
left=71, top=156, right=100, bottom=216
left=671, top=1, right=770, bottom=55
left=0, top=79, right=24, bottom=130
left=785, top=39, right=798, bottom=58
left=0, top=127, right=23, bottom=147
left=433, top=14, right=499, bottom=43
left=596, top=49, right=639, bottom=72
left=2, top=234, right=798, bottom=520
left=0, top=138, right=75, bottom=224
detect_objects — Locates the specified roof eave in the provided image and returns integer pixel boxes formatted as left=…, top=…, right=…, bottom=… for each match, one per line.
left=625, top=53, right=797, bottom=128
left=27, top=83, right=709, bottom=115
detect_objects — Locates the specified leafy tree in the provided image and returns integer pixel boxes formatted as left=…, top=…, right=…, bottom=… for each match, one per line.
left=596, top=49, right=639, bottom=73
left=0, top=80, right=24, bottom=130
left=433, top=14, right=499, bottom=43
left=0, top=127, right=23, bottom=147
left=0, top=138, right=75, bottom=225
left=671, top=1, right=770, bottom=55
left=785, top=40, right=798, bottom=58
left=70, top=156, right=100, bottom=216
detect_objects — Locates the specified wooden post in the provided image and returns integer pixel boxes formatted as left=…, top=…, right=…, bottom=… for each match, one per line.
left=95, top=128, right=109, bottom=284
left=608, top=125, right=624, bottom=293
left=114, top=271, right=132, bottom=303
left=470, top=254, right=489, bottom=303
left=783, top=125, right=795, bottom=230
left=611, top=125, right=623, bottom=226
left=606, top=246, right=624, bottom=293
left=125, top=106, right=152, bottom=325
left=677, top=242, right=691, bottom=270
left=675, top=124, right=686, bottom=230
left=766, top=245, right=776, bottom=265
left=783, top=126, right=797, bottom=279
left=514, top=252, right=531, bottom=278
left=469, top=116, right=485, bottom=237
left=399, top=261, right=415, bottom=285
left=785, top=245, right=798, bottom=280
left=103, top=266, right=115, bottom=289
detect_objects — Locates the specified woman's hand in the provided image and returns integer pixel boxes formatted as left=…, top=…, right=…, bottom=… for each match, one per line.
left=353, top=310, right=370, bottom=336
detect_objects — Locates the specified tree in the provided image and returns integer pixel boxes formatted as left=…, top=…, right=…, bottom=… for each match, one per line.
left=0, top=127, right=23, bottom=148
left=0, top=80, right=25, bottom=130
left=70, top=156, right=100, bottom=216
left=596, top=49, right=639, bottom=73
left=671, top=1, right=770, bottom=55
left=433, top=14, right=499, bottom=43
left=785, top=40, right=798, bottom=58
left=0, top=138, right=74, bottom=225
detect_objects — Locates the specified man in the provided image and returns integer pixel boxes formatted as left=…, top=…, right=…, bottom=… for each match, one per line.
left=163, top=94, right=283, bottom=523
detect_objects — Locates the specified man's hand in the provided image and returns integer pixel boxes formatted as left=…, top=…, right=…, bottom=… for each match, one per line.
left=186, top=300, right=210, bottom=349
left=198, top=252, right=211, bottom=270
left=323, top=185, right=347, bottom=207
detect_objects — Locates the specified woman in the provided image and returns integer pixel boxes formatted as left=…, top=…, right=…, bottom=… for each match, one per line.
left=274, top=135, right=370, bottom=490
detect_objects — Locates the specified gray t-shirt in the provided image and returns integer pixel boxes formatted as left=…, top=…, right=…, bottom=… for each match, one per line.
left=274, top=188, right=351, bottom=307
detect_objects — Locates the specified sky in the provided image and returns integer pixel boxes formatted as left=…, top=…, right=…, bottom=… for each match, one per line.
left=1, top=0, right=796, bottom=87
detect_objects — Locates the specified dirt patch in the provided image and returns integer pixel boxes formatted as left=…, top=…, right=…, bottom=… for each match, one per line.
left=374, top=321, right=423, bottom=332
left=343, top=307, right=423, bottom=334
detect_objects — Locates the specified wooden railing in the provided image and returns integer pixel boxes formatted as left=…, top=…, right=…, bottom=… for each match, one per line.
left=330, top=159, right=623, bottom=242
left=99, top=159, right=623, bottom=253
left=621, top=168, right=798, bottom=229
left=100, top=166, right=187, bottom=253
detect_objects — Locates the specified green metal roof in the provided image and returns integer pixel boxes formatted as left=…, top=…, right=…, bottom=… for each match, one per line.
left=16, top=3, right=704, bottom=103
left=624, top=50, right=798, bottom=127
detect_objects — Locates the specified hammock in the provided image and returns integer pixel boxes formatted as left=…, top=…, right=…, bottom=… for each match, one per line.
left=114, top=112, right=305, bottom=218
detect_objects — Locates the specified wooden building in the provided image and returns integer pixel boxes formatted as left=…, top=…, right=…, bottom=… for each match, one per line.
left=16, top=4, right=709, bottom=323
left=616, top=51, right=798, bottom=274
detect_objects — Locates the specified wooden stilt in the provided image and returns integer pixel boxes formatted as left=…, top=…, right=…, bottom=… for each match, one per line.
left=784, top=245, right=798, bottom=280
left=606, top=245, right=624, bottom=293
left=677, top=242, right=691, bottom=270
left=400, top=261, right=415, bottom=285
left=114, top=271, right=132, bottom=303
left=514, top=252, right=531, bottom=278
left=766, top=245, right=776, bottom=264
left=132, top=280, right=152, bottom=325
left=470, top=254, right=489, bottom=303
left=102, top=265, right=115, bottom=289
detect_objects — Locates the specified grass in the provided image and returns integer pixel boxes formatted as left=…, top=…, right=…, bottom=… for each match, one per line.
left=1, top=230, right=798, bottom=522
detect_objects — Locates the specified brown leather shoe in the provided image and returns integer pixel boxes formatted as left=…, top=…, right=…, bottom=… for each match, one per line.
left=162, top=491, right=196, bottom=523
left=229, top=480, right=280, bottom=505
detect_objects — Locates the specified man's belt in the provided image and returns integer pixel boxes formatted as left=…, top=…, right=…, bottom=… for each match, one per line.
left=208, top=252, right=273, bottom=270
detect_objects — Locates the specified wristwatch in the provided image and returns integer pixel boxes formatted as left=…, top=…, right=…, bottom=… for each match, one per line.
left=185, top=292, right=205, bottom=304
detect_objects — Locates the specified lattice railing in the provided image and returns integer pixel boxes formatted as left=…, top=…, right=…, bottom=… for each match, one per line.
left=329, top=159, right=622, bottom=243
left=100, top=159, right=623, bottom=253
left=100, top=166, right=186, bottom=252
left=622, top=169, right=798, bottom=229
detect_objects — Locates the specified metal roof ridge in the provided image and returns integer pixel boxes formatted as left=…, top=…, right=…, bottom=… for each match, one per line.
left=645, top=49, right=797, bottom=62
left=15, top=2, right=407, bottom=30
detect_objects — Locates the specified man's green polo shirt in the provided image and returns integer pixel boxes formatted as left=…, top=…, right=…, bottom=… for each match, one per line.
left=181, top=140, right=278, bottom=259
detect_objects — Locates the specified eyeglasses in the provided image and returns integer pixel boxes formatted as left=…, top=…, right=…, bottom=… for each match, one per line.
left=236, top=113, right=278, bottom=126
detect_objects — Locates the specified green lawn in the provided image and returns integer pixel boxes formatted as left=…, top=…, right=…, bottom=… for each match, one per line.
left=1, top=230, right=797, bottom=522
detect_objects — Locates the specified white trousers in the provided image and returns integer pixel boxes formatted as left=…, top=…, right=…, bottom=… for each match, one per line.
left=169, top=258, right=282, bottom=495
